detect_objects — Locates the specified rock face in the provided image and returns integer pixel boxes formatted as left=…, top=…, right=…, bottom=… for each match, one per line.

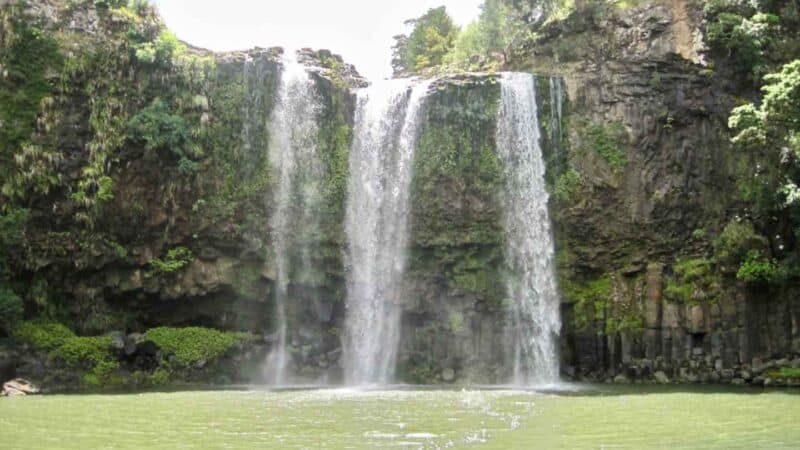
left=508, top=0, right=800, bottom=384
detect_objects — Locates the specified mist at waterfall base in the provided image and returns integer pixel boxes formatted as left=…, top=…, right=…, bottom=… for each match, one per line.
left=255, top=53, right=561, bottom=388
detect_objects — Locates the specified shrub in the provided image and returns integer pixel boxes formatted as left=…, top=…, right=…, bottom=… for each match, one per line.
left=128, top=98, right=189, bottom=155
left=146, top=327, right=254, bottom=365
left=83, top=360, right=121, bottom=387
left=585, top=123, right=627, bottom=170
left=664, top=258, right=718, bottom=303
left=554, top=169, right=583, bottom=203
left=11, top=321, right=75, bottom=350
left=736, top=250, right=786, bottom=285
left=52, top=335, right=113, bottom=367
left=713, top=220, right=769, bottom=266
left=148, top=246, right=193, bottom=274
left=768, top=367, right=800, bottom=379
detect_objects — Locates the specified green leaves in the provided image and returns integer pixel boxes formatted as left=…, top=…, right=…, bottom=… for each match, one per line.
left=736, top=250, right=786, bottom=285
left=148, top=246, right=193, bottom=275
left=145, top=327, right=254, bottom=366
left=392, top=6, right=459, bottom=73
left=585, top=122, right=628, bottom=171
left=128, top=98, right=189, bottom=153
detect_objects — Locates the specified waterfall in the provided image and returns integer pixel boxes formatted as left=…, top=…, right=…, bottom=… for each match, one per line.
left=496, top=73, right=561, bottom=386
left=262, top=52, right=323, bottom=385
left=548, top=76, right=563, bottom=156
left=342, top=79, right=431, bottom=385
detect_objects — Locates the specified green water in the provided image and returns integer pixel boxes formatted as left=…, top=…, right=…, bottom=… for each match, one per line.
left=1, top=386, right=798, bottom=449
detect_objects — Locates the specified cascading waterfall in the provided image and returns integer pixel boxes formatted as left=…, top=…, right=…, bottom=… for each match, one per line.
left=342, top=79, right=431, bottom=385
left=262, top=52, right=324, bottom=385
left=496, top=73, right=561, bottom=386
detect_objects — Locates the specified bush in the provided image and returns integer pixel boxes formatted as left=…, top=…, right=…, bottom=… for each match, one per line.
left=52, top=335, right=113, bottom=367
left=713, top=220, right=769, bottom=266
left=554, top=169, right=583, bottom=203
left=736, top=250, right=786, bottom=285
left=128, top=98, right=189, bottom=155
left=586, top=123, right=627, bottom=170
left=148, top=246, right=193, bottom=274
left=768, top=367, right=800, bottom=379
left=11, top=321, right=75, bottom=350
left=146, top=327, right=254, bottom=365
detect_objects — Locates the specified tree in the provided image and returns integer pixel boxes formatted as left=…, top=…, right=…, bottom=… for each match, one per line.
left=391, top=6, right=459, bottom=74
left=729, top=60, right=800, bottom=221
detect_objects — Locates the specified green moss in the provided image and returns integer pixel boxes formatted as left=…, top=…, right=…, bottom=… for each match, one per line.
left=664, top=258, right=719, bottom=304
left=411, top=81, right=503, bottom=247
left=145, top=326, right=255, bottom=366
left=564, top=274, right=644, bottom=334
left=563, top=275, right=612, bottom=331
left=585, top=122, right=628, bottom=171
left=0, top=6, right=63, bottom=172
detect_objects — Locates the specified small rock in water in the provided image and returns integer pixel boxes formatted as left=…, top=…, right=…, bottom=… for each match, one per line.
left=2, top=378, right=40, bottom=396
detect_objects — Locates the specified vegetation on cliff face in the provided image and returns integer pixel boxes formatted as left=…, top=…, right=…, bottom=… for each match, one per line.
left=410, top=80, right=505, bottom=304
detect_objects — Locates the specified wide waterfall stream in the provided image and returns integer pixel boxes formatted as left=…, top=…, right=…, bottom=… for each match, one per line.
left=496, top=73, right=561, bottom=385
left=343, top=79, right=431, bottom=385
left=262, top=53, right=324, bottom=385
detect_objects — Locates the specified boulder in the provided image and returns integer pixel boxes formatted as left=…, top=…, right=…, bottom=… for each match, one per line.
left=654, top=371, right=670, bottom=384
left=613, top=374, right=630, bottom=384
left=442, top=368, right=456, bottom=382
left=2, top=379, right=40, bottom=396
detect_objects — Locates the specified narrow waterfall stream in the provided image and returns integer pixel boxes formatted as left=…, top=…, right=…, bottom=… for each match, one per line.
left=496, top=73, right=561, bottom=385
left=262, top=53, right=324, bottom=385
left=549, top=76, right=564, bottom=156
left=342, top=79, right=431, bottom=385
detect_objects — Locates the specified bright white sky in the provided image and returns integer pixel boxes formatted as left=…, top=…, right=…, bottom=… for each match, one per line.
left=150, top=0, right=484, bottom=80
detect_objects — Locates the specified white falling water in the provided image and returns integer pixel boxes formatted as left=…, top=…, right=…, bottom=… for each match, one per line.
left=343, top=79, right=431, bottom=385
left=262, top=53, right=323, bottom=385
left=496, top=73, right=561, bottom=386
